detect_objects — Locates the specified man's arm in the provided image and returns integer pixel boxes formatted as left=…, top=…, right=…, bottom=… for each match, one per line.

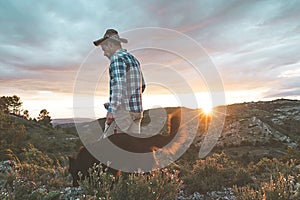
left=106, top=112, right=114, bottom=125
left=108, top=58, right=127, bottom=115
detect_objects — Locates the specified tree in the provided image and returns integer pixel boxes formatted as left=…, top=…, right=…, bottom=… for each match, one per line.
left=11, top=95, right=22, bottom=115
left=38, top=109, right=49, bottom=120
left=0, top=95, right=22, bottom=115
left=38, top=109, right=52, bottom=126
left=0, top=96, right=10, bottom=113
left=23, top=110, right=30, bottom=120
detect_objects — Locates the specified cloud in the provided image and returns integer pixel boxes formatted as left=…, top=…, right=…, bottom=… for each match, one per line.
left=1, top=0, right=300, bottom=115
left=264, top=88, right=300, bottom=99
left=278, top=65, right=300, bottom=78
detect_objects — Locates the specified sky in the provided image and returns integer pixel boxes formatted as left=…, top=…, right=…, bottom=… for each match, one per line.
left=1, top=0, right=300, bottom=119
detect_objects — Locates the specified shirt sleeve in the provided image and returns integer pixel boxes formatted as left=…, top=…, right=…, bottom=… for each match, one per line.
left=108, top=58, right=127, bottom=114
left=141, top=72, right=146, bottom=93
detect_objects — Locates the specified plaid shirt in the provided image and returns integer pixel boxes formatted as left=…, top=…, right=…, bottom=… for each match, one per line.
left=108, top=49, right=145, bottom=114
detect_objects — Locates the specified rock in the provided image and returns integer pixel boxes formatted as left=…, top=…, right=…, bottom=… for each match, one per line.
left=59, top=186, right=83, bottom=200
left=0, top=160, right=17, bottom=191
left=206, top=188, right=236, bottom=200
left=176, top=188, right=235, bottom=200
left=192, top=192, right=203, bottom=200
left=0, top=160, right=16, bottom=174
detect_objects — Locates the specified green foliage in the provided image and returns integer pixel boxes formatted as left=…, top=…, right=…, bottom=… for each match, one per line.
left=281, top=145, right=300, bottom=163
left=19, top=144, right=54, bottom=167
left=37, top=109, right=52, bottom=127
left=234, top=173, right=299, bottom=200
left=4, top=124, right=26, bottom=148
left=232, top=168, right=253, bottom=187
left=43, top=191, right=61, bottom=200
left=12, top=178, right=38, bottom=200
left=233, top=156, right=300, bottom=200
left=22, top=110, right=30, bottom=120
left=252, top=157, right=298, bottom=181
left=78, top=164, right=181, bottom=200
left=183, top=152, right=238, bottom=194
left=0, top=110, right=27, bottom=159
left=112, top=169, right=181, bottom=200
left=0, top=95, right=22, bottom=115
left=16, top=147, right=55, bottom=183
left=0, top=106, right=78, bottom=160
left=0, top=96, right=299, bottom=199
left=77, top=163, right=115, bottom=199
left=12, top=144, right=68, bottom=188
left=0, top=146, right=69, bottom=199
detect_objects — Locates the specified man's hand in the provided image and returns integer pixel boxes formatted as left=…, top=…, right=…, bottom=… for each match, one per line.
left=106, top=112, right=114, bottom=125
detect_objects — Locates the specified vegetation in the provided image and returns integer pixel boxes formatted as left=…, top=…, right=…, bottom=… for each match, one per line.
left=1, top=147, right=68, bottom=200
left=0, top=95, right=22, bottom=115
left=0, top=96, right=299, bottom=199
left=77, top=164, right=181, bottom=200
left=37, top=109, right=52, bottom=127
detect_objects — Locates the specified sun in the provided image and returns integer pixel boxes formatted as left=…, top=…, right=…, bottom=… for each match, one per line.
left=196, top=92, right=213, bottom=115
left=200, top=99, right=213, bottom=115
left=202, top=104, right=213, bottom=115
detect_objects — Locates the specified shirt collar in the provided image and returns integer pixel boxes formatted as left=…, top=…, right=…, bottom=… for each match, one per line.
left=110, top=48, right=127, bottom=61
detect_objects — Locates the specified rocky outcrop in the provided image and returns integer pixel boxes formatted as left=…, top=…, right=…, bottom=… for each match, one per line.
left=203, top=99, right=300, bottom=151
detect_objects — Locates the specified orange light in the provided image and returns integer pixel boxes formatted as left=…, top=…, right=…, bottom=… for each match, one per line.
left=202, top=105, right=212, bottom=115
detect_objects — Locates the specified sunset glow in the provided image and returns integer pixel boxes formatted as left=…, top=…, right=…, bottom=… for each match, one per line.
left=1, top=1, right=299, bottom=119
left=202, top=104, right=213, bottom=115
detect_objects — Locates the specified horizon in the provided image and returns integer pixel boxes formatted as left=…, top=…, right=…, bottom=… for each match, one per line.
left=15, top=96, right=300, bottom=120
left=51, top=97, right=297, bottom=120
left=1, top=1, right=300, bottom=119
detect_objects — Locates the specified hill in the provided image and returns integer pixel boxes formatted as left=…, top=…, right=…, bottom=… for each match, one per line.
left=2, top=98, right=300, bottom=164
left=203, top=99, right=300, bottom=161
left=51, top=99, right=300, bottom=161
left=51, top=118, right=94, bottom=127
left=0, top=98, right=299, bottom=199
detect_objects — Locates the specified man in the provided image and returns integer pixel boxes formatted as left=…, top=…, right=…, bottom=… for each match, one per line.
left=93, top=29, right=145, bottom=135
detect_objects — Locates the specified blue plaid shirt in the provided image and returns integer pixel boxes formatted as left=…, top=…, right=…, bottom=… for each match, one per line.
left=108, top=49, right=145, bottom=114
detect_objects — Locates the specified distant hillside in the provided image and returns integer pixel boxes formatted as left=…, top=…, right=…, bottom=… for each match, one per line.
left=52, top=118, right=94, bottom=127
left=0, top=112, right=82, bottom=160
left=197, top=98, right=300, bottom=160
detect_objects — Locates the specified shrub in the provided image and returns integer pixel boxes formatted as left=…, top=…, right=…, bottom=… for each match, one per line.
left=183, top=152, right=237, bottom=194
left=0, top=110, right=27, bottom=159
left=78, top=164, right=182, bottom=200
left=77, top=163, right=115, bottom=199
left=1, top=145, right=66, bottom=196
left=232, top=168, right=253, bottom=186
left=252, top=157, right=297, bottom=181
left=12, top=178, right=38, bottom=200
left=112, top=168, right=181, bottom=200
left=234, top=173, right=299, bottom=200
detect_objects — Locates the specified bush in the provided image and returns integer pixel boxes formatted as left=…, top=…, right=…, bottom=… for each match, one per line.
left=232, top=168, right=253, bottom=186
left=113, top=169, right=181, bottom=200
left=233, top=155, right=300, bottom=200
left=77, top=163, right=115, bottom=199
left=0, top=110, right=27, bottom=159
left=78, top=164, right=182, bottom=200
left=183, top=152, right=237, bottom=194
left=252, top=157, right=298, bottom=181
left=1, top=145, right=69, bottom=196
left=234, top=173, right=299, bottom=200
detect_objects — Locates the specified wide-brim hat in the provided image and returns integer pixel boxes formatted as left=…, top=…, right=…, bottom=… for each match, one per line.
left=93, top=29, right=128, bottom=46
